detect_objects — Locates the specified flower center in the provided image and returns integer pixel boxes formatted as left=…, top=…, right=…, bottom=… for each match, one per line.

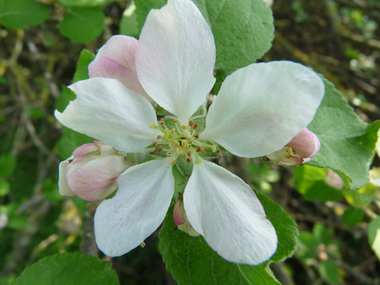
left=149, top=119, right=217, bottom=166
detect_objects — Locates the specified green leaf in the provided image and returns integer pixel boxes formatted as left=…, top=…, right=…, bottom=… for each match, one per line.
left=307, top=77, right=380, bottom=190
left=0, top=179, right=10, bottom=197
left=255, top=190, right=298, bottom=262
left=318, top=259, right=340, bottom=285
left=73, top=49, right=95, bottom=82
left=312, top=223, right=331, bottom=244
left=55, top=135, right=77, bottom=159
left=295, top=231, right=318, bottom=261
left=343, top=183, right=378, bottom=207
left=134, top=0, right=274, bottom=70
left=12, top=253, right=119, bottom=285
left=59, top=7, right=104, bottom=43
left=293, top=165, right=343, bottom=202
left=342, top=207, right=364, bottom=227
left=193, top=0, right=274, bottom=70
left=159, top=206, right=279, bottom=285
left=0, top=0, right=50, bottom=29
left=120, top=2, right=139, bottom=37
left=56, top=86, right=76, bottom=112
left=0, top=153, right=17, bottom=178
left=368, top=216, right=380, bottom=260
left=59, top=0, right=121, bottom=7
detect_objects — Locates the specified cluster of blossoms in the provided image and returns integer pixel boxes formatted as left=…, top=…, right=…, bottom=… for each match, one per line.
left=56, top=0, right=324, bottom=265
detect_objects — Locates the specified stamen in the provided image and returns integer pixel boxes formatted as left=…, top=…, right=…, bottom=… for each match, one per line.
left=171, top=158, right=176, bottom=166
left=187, top=151, right=191, bottom=156
left=186, top=157, right=191, bottom=163
left=193, top=124, right=199, bottom=130
left=189, top=119, right=194, bottom=127
left=181, top=124, right=187, bottom=130
left=194, top=133, right=199, bottom=139
left=201, top=146, right=206, bottom=152
left=151, top=142, right=158, bottom=147
left=196, top=147, right=201, bottom=152
left=177, top=147, right=186, bottom=155
left=169, top=140, right=180, bottom=150
left=171, top=128, right=176, bottom=134
left=167, top=152, right=172, bottom=157
left=157, top=135, right=162, bottom=139
left=156, top=146, right=163, bottom=153
left=182, top=140, right=189, bottom=148
left=183, top=130, right=191, bottom=138
left=158, top=121, right=165, bottom=126
left=173, top=119, right=178, bottom=123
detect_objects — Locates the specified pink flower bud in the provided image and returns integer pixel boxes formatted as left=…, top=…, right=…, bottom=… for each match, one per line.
left=88, top=35, right=152, bottom=102
left=324, top=169, right=345, bottom=189
left=265, top=128, right=320, bottom=165
left=173, top=199, right=200, bottom=237
left=58, top=141, right=131, bottom=202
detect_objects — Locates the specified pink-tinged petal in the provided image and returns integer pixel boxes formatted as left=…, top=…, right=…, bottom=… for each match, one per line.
left=72, top=142, right=100, bottom=157
left=58, top=156, right=76, bottom=197
left=201, top=61, right=324, bottom=158
left=55, top=78, right=160, bottom=153
left=89, top=56, right=149, bottom=99
left=94, top=158, right=174, bottom=257
left=97, top=35, right=138, bottom=73
left=184, top=160, right=277, bottom=265
left=136, top=0, right=215, bottom=124
left=288, top=128, right=320, bottom=159
left=67, top=156, right=129, bottom=202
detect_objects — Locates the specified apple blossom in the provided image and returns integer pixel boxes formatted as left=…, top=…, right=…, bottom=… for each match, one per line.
left=59, top=140, right=131, bottom=202
left=55, top=0, right=324, bottom=265
left=265, top=128, right=321, bottom=165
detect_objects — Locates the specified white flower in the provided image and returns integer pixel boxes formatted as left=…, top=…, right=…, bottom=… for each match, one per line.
left=55, top=0, right=324, bottom=265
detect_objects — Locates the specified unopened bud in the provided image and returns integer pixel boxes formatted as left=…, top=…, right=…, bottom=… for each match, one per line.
left=173, top=200, right=200, bottom=237
left=58, top=141, right=131, bottom=202
left=265, top=128, right=320, bottom=165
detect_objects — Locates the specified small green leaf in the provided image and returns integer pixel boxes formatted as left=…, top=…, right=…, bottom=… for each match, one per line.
left=295, top=231, right=319, bottom=261
left=342, top=207, right=364, bottom=227
left=293, top=165, right=343, bottom=202
left=0, top=0, right=50, bottom=29
left=308, top=77, right=380, bottom=190
left=120, top=2, right=139, bottom=37
left=12, top=253, right=119, bottom=285
left=0, top=179, right=10, bottom=197
left=313, top=223, right=331, bottom=244
left=343, top=183, right=378, bottom=207
left=59, top=7, right=104, bottom=43
left=59, top=0, right=121, bottom=7
left=0, top=153, right=17, bottom=178
left=56, top=86, right=76, bottom=112
left=73, top=49, right=95, bottom=82
left=368, top=216, right=380, bottom=260
left=318, top=259, right=341, bottom=285
left=159, top=205, right=279, bottom=285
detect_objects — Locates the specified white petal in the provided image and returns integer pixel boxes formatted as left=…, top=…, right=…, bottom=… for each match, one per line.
left=55, top=78, right=159, bottom=153
left=94, top=158, right=174, bottom=257
left=58, top=156, right=76, bottom=197
left=201, top=61, right=324, bottom=157
left=184, top=160, right=277, bottom=265
left=136, top=0, right=215, bottom=124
